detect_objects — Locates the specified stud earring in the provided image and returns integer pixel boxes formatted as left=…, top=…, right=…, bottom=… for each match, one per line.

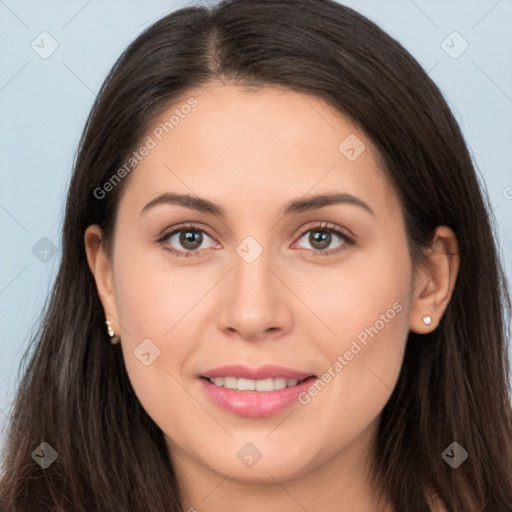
left=105, top=319, right=120, bottom=344
left=422, top=316, right=432, bottom=325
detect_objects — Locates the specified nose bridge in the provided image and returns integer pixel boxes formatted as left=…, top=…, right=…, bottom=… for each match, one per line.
left=216, top=233, right=291, bottom=338
left=232, top=235, right=278, bottom=309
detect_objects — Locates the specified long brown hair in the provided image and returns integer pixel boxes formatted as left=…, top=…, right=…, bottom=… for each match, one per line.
left=1, top=0, right=511, bottom=510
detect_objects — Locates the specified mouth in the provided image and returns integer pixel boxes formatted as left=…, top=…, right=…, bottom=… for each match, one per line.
left=198, top=374, right=319, bottom=417
left=200, top=375, right=316, bottom=392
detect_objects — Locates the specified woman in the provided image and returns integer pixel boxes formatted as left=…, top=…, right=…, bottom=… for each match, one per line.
left=1, top=0, right=511, bottom=510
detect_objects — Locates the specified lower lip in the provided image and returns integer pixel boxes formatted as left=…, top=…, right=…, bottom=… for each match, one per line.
left=199, top=376, right=318, bottom=417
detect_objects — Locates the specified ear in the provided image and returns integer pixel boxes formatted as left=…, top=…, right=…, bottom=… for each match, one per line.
left=84, top=225, right=121, bottom=335
left=409, top=226, right=460, bottom=334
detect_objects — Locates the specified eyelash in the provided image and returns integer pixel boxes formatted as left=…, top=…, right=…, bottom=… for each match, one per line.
left=156, top=221, right=355, bottom=258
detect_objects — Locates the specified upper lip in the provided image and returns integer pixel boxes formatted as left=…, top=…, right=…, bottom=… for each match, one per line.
left=201, top=364, right=316, bottom=381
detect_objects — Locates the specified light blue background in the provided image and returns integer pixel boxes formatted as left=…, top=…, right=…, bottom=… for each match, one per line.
left=1, top=0, right=511, bottom=450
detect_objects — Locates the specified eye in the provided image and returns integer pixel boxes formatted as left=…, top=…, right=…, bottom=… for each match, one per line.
left=157, top=221, right=354, bottom=258
left=292, top=222, right=354, bottom=256
left=157, top=223, right=219, bottom=258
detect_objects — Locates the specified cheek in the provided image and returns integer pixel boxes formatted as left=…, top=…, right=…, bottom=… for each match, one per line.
left=112, top=240, right=202, bottom=341
left=303, top=239, right=411, bottom=351
left=322, top=310, right=409, bottom=443
left=112, top=282, right=202, bottom=437
left=110, top=246, right=202, bottom=408
left=298, top=242, right=412, bottom=437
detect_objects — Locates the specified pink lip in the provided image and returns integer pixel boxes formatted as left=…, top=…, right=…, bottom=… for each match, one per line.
left=199, top=376, right=318, bottom=417
left=198, top=364, right=318, bottom=417
left=201, top=364, right=314, bottom=381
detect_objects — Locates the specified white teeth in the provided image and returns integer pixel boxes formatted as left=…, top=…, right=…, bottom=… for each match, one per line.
left=238, top=378, right=256, bottom=391
left=208, top=376, right=302, bottom=391
left=223, top=377, right=238, bottom=389
left=274, top=377, right=286, bottom=390
left=256, top=378, right=274, bottom=391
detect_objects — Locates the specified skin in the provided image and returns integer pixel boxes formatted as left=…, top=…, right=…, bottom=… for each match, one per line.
left=85, top=82, right=458, bottom=512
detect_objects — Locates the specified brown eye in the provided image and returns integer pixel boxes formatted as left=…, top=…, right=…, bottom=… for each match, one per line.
left=176, top=229, right=203, bottom=250
left=294, top=223, right=354, bottom=256
left=158, top=223, right=218, bottom=258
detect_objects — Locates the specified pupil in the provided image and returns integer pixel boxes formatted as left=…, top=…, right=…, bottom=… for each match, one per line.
left=311, top=231, right=330, bottom=250
left=180, top=230, right=202, bottom=249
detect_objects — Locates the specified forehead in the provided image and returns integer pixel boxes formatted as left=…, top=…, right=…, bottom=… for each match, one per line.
left=119, top=83, right=399, bottom=220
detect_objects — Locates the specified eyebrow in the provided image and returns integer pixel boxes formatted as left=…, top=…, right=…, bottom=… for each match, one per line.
left=140, top=192, right=375, bottom=218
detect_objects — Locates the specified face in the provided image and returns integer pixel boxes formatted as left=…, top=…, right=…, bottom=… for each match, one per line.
left=89, top=82, right=418, bottom=486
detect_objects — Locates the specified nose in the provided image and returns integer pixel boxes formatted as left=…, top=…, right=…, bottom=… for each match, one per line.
left=216, top=241, right=293, bottom=342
